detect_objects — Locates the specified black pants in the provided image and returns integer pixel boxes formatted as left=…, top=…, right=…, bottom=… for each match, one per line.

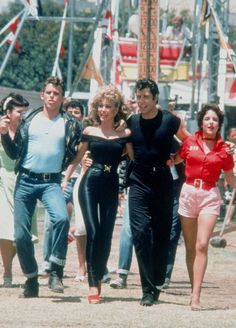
left=129, top=169, right=173, bottom=294
left=79, top=167, right=119, bottom=287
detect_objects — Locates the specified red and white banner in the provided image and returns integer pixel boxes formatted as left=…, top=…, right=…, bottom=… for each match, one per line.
left=0, top=12, right=22, bottom=52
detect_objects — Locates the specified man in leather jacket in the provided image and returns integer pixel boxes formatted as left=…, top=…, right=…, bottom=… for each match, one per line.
left=1, top=76, right=81, bottom=298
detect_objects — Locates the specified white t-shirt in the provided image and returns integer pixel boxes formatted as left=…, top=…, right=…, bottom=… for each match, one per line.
left=22, top=112, right=65, bottom=173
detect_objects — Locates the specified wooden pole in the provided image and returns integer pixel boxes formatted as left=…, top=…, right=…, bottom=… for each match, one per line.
left=138, top=0, right=159, bottom=81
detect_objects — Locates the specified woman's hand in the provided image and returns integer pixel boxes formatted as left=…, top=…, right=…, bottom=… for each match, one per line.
left=61, top=178, right=68, bottom=192
left=0, top=115, right=10, bottom=134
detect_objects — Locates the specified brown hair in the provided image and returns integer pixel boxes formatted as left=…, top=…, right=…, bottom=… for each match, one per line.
left=197, top=103, right=224, bottom=131
left=42, top=76, right=65, bottom=95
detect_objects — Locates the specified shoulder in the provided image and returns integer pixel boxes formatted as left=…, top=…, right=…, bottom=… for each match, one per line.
left=163, top=110, right=181, bottom=128
left=83, top=126, right=97, bottom=135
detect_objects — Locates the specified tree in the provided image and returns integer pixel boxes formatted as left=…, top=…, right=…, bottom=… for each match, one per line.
left=0, top=0, right=93, bottom=91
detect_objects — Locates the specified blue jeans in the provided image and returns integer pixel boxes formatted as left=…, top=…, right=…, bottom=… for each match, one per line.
left=14, top=173, right=69, bottom=278
left=117, top=195, right=133, bottom=276
left=165, top=178, right=182, bottom=280
left=42, top=177, right=76, bottom=270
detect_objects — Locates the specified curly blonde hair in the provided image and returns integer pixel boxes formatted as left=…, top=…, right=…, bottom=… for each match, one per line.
left=88, top=84, right=128, bottom=126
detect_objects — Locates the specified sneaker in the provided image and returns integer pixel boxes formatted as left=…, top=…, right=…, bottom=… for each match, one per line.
left=102, top=272, right=111, bottom=284
left=48, top=271, right=64, bottom=293
left=3, top=276, right=12, bottom=288
left=162, top=278, right=170, bottom=289
left=110, top=277, right=127, bottom=289
left=74, top=274, right=86, bottom=282
left=20, top=277, right=39, bottom=298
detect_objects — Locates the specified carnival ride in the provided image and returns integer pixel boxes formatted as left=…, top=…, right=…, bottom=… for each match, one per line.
left=0, top=0, right=236, bottom=114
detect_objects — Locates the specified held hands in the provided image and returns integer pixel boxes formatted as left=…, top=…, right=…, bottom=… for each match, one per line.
left=225, top=141, right=235, bottom=155
left=82, top=150, right=93, bottom=170
left=114, top=119, right=127, bottom=132
left=61, top=178, right=68, bottom=192
left=0, top=115, right=10, bottom=134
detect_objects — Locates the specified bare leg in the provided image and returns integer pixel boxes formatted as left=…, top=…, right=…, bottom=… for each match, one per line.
left=190, top=214, right=217, bottom=309
left=0, top=239, right=16, bottom=278
left=75, top=235, right=87, bottom=278
left=180, top=216, right=197, bottom=288
left=67, top=201, right=73, bottom=220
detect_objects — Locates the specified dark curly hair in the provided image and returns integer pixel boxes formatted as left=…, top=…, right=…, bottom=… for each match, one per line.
left=134, top=79, right=159, bottom=99
left=0, top=93, right=29, bottom=115
left=197, top=103, right=224, bottom=132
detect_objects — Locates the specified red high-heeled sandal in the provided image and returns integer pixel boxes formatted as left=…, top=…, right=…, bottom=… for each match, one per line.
left=88, top=294, right=100, bottom=304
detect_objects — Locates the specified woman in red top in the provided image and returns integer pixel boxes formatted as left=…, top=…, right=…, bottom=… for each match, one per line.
left=176, top=104, right=236, bottom=310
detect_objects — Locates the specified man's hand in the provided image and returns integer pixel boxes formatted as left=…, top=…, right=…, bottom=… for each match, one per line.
left=225, top=141, right=235, bottom=155
left=114, top=119, right=127, bottom=132
left=82, top=150, right=93, bottom=170
left=0, top=115, right=10, bottom=134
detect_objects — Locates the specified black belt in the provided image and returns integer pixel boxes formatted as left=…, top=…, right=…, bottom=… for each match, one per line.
left=92, top=163, right=116, bottom=173
left=133, top=162, right=168, bottom=174
left=20, top=167, right=61, bottom=181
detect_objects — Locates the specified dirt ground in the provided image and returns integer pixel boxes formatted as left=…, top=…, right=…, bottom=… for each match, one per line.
left=0, top=211, right=236, bottom=328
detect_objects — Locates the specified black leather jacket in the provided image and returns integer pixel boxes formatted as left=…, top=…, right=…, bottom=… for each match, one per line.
left=1, top=107, right=82, bottom=174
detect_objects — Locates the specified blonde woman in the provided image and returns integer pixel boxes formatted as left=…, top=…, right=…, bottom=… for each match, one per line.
left=63, top=84, right=133, bottom=303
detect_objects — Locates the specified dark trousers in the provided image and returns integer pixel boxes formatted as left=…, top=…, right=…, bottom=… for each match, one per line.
left=129, top=171, right=173, bottom=294
left=79, top=168, right=119, bottom=287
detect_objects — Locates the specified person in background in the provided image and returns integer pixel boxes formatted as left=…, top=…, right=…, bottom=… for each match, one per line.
left=109, top=98, right=139, bottom=289
left=0, top=93, right=29, bottom=287
left=223, top=127, right=236, bottom=224
left=1, top=77, right=81, bottom=297
left=162, top=15, right=191, bottom=42
left=175, top=103, right=236, bottom=310
left=162, top=99, right=185, bottom=289
left=63, top=84, right=133, bottom=304
left=162, top=15, right=192, bottom=59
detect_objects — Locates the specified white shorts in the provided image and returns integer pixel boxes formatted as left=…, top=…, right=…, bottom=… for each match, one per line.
left=178, top=182, right=222, bottom=218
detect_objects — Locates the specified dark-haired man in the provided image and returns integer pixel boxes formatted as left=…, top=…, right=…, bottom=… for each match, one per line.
left=127, top=79, right=189, bottom=306
left=1, top=77, right=82, bottom=297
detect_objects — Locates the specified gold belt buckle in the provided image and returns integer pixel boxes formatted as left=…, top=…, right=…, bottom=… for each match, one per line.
left=194, top=179, right=203, bottom=189
left=104, top=165, right=112, bottom=173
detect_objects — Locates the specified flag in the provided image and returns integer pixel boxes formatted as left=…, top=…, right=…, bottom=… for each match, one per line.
left=101, top=9, right=113, bottom=43
left=60, top=45, right=65, bottom=59
left=0, top=12, right=22, bottom=36
left=20, top=0, right=43, bottom=18
left=0, top=15, right=21, bottom=52
left=81, top=55, right=104, bottom=86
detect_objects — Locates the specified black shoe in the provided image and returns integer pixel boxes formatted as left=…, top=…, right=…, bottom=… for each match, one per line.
left=20, top=277, right=39, bottom=298
left=140, top=289, right=160, bottom=306
left=48, top=271, right=64, bottom=293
